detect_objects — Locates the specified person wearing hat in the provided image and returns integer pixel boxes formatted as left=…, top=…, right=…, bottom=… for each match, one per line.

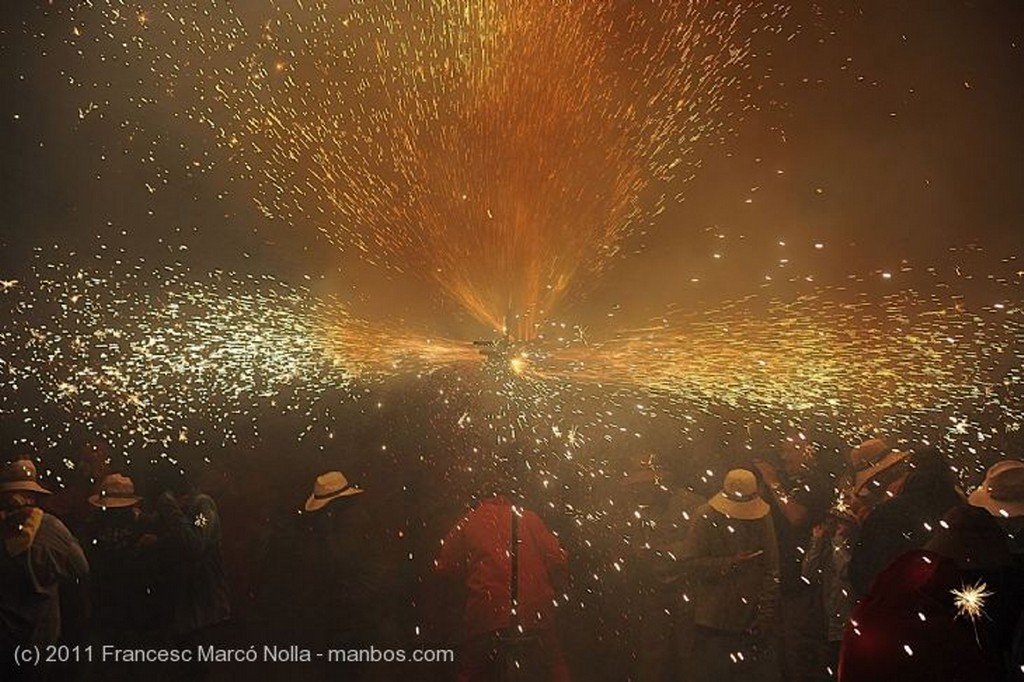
left=293, top=470, right=387, bottom=658
left=0, top=458, right=89, bottom=681
left=970, top=459, right=1024, bottom=562
left=800, top=437, right=911, bottom=676
left=849, top=446, right=964, bottom=596
left=681, top=468, right=780, bottom=682
left=83, top=473, right=162, bottom=644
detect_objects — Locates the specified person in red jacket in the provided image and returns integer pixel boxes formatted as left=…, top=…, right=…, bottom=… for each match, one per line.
left=436, top=489, right=570, bottom=682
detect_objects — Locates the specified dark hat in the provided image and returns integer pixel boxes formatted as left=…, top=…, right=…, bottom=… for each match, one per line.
left=924, top=505, right=1013, bottom=570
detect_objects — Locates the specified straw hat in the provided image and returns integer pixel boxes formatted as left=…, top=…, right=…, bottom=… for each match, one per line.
left=0, top=459, right=51, bottom=495
left=969, top=459, right=1024, bottom=518
left=709, top=469, right=770, bottom=520
left=88, top=473, right=143, bottom=509
left=849, top=438, right=909, bottom=493
left=304, top=471, right=364, bottom=512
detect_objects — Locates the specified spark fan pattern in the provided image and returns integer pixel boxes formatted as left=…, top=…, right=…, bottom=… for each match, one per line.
left=68, top=0, right=770, bottom=334
left=0, top=258, right=473, bottom=452
left=532, top=287, right=1024, bottom=441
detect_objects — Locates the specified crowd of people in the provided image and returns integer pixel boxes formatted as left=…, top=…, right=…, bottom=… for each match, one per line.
left=2, top=436, right=1024, bottom=682
left=625, top=437, right=1024, bottom=682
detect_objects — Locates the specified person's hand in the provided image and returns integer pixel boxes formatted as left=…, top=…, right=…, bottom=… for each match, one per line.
left=752, top=459, right=781, bottom=487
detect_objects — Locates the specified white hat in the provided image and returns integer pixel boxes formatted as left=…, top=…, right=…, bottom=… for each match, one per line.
left=969, top=460, right=1024, bottom=518
left=709, top=469, right=770, bottom=520
left=304, top=471, right=364, bottom=512
left=88, top=473, right=143, bottom=509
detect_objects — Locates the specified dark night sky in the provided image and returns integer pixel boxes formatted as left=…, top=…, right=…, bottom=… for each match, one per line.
left=1, top=1, right=1023, bottom=336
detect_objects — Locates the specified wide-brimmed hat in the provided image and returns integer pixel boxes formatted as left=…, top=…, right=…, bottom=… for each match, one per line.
left=0, top=459, right=51, bottom=495
left=969, top=459, right=1024, bottom=518
left=850, top=438, right=909, bottom=493
left=88, top=473, right=143, bottom=509
left=709, top=468, right=770, bottom=520
left=304, top=471, right=364, bottom=512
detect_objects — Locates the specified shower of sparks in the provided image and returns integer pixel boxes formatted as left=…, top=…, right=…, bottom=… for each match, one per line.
left=0, top=256, right=475, bottom=454
left=2, top=255, right=1022, bottom=461
left=61, top=0, right=786, bottom=334
left=530, top=285, right=1024, bottom=444
left=951, top=580, right=993, bottom=623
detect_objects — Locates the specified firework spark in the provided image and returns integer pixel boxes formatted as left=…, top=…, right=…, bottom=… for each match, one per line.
left=0, top=256, right=473, bottom=454
left=63, top=0, right=783, bottom=333
left=525, top=286, right=1024, bottom=444
left=952, top=580, right=993, bottom=623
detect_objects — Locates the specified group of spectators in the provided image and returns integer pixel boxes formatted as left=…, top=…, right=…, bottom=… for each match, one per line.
left=0, top=451, right=566, bottom=682
left=0, top=457, right=229, bottom=682
left=3, top=436, right=1024, bottom=682
left=628, top=437, right=1024, bottom=682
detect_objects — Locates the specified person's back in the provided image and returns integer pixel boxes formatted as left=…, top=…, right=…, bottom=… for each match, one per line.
left=439, top=495, right=567, bottom=637
left=436, top=493, right=569, bottom=682
left=1, top=508, right=89, bottom=646
left=156, top=490, right=230, bottom=639
left=1, top=459, right=89, bottom=682
left=84, top=475, right=160, bottom=639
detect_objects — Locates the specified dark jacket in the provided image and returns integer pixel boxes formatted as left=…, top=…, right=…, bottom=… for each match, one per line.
left=849, top=462, right=962, bottom=596
left=0, top=509, right=89, bottom=647
left=157, top=492, right=230, bottom=637
left=681, top=504, right=779, bottom=634
left=84, top=507, right=161, bottom=636
left=840, top=550, right=1007, bottom=682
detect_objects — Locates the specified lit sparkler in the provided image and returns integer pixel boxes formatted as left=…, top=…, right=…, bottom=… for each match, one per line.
left=951, top=580, right=993, bottom=623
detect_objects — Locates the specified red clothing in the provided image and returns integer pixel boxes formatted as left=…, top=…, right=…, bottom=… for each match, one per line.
left=436, top=496, right=568, bottom=638
left=839, top=550, right=1002, bottom=682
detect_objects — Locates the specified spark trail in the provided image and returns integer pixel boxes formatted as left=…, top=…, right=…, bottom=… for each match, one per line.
left=64, top=0, right=783, bottom=334
left=0, top=258, right=473, bottom=453
left=527, top=286, right=1024, bottom=444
